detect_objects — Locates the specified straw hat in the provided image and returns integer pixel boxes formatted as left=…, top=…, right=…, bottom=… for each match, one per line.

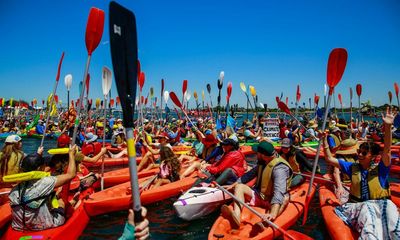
left=307, top=120, right=318, bottom=128
left=335, top=138, right=358, bottom=155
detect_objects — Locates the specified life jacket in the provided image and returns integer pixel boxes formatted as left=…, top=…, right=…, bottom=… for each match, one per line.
left=329, top=134, right=341, bottom=152
left=350, top=163, right=390, bottom=202
left=337, top=155, right=356, bottom=183
left=81, top=142, right=102, bottom=157
left=259, top=157, right=292, bottom=200
left=286, top=155, right=300, bottom=173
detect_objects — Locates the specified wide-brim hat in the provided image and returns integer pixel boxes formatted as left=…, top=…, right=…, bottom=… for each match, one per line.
left=85, top=132, right=98, bottom=143
left=307, top=120, right=318, bottom=128
left=335, top=138, right=358, bottom=155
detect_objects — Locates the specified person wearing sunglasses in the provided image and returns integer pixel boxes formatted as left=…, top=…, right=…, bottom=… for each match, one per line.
left=322, top=107, right=399, bottom=239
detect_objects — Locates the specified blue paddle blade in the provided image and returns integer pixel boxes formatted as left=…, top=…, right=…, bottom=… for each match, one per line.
left=165, top=106, right=170, bottom=113
left=394, top=113, right=400, bottom=128
left=216, top=118, right=222, bottom=130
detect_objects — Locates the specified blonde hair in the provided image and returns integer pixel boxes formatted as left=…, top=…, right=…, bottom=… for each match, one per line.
left=0, top=143, right=23, bottom=178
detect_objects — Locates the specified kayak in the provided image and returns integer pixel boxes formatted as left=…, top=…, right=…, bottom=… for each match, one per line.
left=319, top=185, right=358, bottom=240
left=84, top=172, right=199, bottom=216
left=0, top=203, right=11, bottom=229
left=208, top=181, right=316, bottom=239
left=390, top=182, right=400, bottom=207
left=174, top=179, right=256, bottom=221
left=92, top=167, right=159, bottom=189
left=1, top=186, right=93, bottom=240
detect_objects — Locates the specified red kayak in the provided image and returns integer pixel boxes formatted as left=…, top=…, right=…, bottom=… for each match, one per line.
left=1, top=186, right=93, bottom=240
left=84, top=172, right=198, bottom=216
left=208, top=181, right=316, bottom=240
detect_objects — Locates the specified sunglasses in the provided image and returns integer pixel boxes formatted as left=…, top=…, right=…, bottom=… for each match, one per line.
left=357, top=149, right=369, bottom=156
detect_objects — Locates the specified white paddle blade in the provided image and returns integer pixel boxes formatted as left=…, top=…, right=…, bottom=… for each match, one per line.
left=135, top=97, right=139, bottom=106
left=64, top=74, right=73, bottom=91
left=240, top=82, right=246, bottom=92
left=219, top=71, right=225, bottom=82
left=185, top=90, right=191, bottom=101
left=163, top=90, right=169, bottom=103
left=259, top=102, right=264, bottom=108
left=102, top=66, right=112, bottom=96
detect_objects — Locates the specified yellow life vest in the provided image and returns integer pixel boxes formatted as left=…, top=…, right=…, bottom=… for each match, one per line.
left=329, top=134, right=341, bottom=151
left=259, top=157, right=293, bottom=200
left=338, top=155, right=356, bottom=183
left=350, top=164, right=390, bottom=202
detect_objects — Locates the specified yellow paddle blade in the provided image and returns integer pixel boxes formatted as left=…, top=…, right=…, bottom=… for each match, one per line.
left=240, top=82, right=246, bottom=92
left=48, top=148, right=69, bottom=155
left=193, top=91, right=198, bottom=100
left=202, top=90, right=205, bottom=101
left=3, top=171, right=50, bottom=183
left=249, top=85, right=256, bottom=97
left=96, top=98, right=101, bottom=108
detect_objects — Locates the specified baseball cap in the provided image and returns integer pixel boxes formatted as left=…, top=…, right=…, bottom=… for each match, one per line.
left=252, top=141, right=275, bottom=156
left=5, top=135, right=22, bottom=144
left=281, top=138, right=292, bottom=148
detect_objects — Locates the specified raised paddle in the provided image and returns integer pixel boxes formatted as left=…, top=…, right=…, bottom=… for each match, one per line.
left=249, top=85, right=257, bottom=113
left=217, top=71, right=224, bottom=117
left=295, top=84, right=301, bottom=117
left=40, top=52, right=65, bottom=148
left=193, top=91, right=200, bottom=116
left=349, top=87, right=353, bottom=126
left=395, top=82, right=400, bottom=109
left=201, top=90, right=205, bottom=115
left=356, top=83, right=362, bottom=126
left=169, top=91, right=198, bottom=130
left=64, top=74, right=72, bottom=108
left=109, top=1, right=143, bottom=224
left=389, top=91, right=393, bottom=108
left=240, top=82, right=253, bottom=120
left=278, top=101, right=318, bottom=141
left=182, top=79, right=188, bottom=109
left=212, top=181, right=298, bottom=240
left=100, top=66, right=112, bottom=190
left=160, top=78, right=165, bottom=121
left=71, top=7, right=104, bottom=146
left=206, top=83, right=214, bottom=115
left=226, top=82, right=232, bottom=115
left=303, top=48, right=348, bottom=225
left=338, top=93, right=344, bottom=118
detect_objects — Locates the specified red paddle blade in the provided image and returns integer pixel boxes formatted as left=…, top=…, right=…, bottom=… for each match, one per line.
left=55, top=52, right=65, bottom=82
left=285, top=97, right=288, bottom=105
left=356, top=83, right=362, bottom=97
left=389, top=91, right=393, bottom=103
left=86, top=73, right=90, bottom=96
left=144, top=97, right=148, bottom=105
left=296, top=85, right=301, bottom=102
left=139, top=72, right=145, bottom=90
left=227, top=82, right=232, bottom=99
left=161, top=78, right=165, bottom=95
left=110, top=98, right=115, bottom=107
left=327, top=48, right=347, bottom=94
left=338, top=93, right=342, bottom=105
left=275, top=96, right=280, bottom=103
left=169, top=91, right=183, bottom=109
left=182, top=80, right=188, bottom=95
left=137, top=60, right=141, bottom=76
left=54, top=95, right=59, bottom=103
left=349, top=87, right=353, bottom=100
left=85, top=8, right=105, bottom=55
left=395, top=83, right=399, bottom=97
left=116, top=96, right=120, bottom=104
left=141, top=96, right=144, bottom=104
left=278, top=101, right=291, bottom=115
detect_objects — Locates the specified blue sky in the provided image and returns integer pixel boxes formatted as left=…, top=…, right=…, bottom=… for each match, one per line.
left=0, top=0, right=399, bottom=108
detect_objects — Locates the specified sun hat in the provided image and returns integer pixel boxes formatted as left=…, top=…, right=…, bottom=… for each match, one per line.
left=252, top=141, right=275, bottom=157
left=335, top=138, right=358, bottom=155
left=85, top=132, right=98, bottom=143
left=307, top=120, right=318, bottom=128
left=281, top=138, right=292, bottom=148
left=5, top=135, right=22, bottom=144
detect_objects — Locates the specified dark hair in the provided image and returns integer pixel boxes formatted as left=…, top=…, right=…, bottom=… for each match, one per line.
left=359, top=142, right=380, bottom=156
left=21, top=153, right=45, bottom=172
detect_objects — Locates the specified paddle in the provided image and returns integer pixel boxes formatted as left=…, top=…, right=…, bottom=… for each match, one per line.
left=249, top=85, right=257, bottom=113
left=138, top=72, right=145, bottom=126
left=349, top=87, right=353, bottom=126
left=201, top=90, right=205, bottom=116
left=170, top=91, right=198, bottom=130
left=240, top=82, right=253, bottom=120
left=206, top=83, right=214, bottom=115
left=109, top=1, right=143, bottom=223
left=226, top=82, right=232, bottom=115
left=213, top=181, right=298, bottom=240
left=295, top=85, right=301, bottom=117
left=182, top=79, right=188, bottom=109
left=338, top=93, right=344, bottom=118
left=395, top=83, right=400, bottom=109
left=71, top=7, right=104, bottom=146
left=303, top=48, right=348, bottom=225
left=278, top=101, right=318, bottom=140
left=356, top=83, right=362, bottom=125
left=217, top=71, right=224, bottom=117
left=40, top=52, right=65, bottom=148
left=193, top=91, right=200, bottom=116
left=185, top=90, right=191, bottom=110
left=100, top=66, right=112, bottom=190
left=389, top=91, right=393, bottom=108
left=64, top=74, right=72, bottom=109
left=161, top=78, right=165, bottom=121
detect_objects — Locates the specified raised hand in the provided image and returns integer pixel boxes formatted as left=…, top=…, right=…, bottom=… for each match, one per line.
left=382, top=106, right=396, bottom=125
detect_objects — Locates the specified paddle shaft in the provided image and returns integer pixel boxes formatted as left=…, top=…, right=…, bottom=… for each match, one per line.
left=213, top=182, right=297, bottom=240
left=40, top=80, right=59, bottom=147
left=126, top=127, right=142, bottom=222
left=306, top=93, right=332, bottom=197
left=100, top=95, right=108, bottom=190
left=293, top=172, right=350, bottom=191
left=72, top=56, right=91, bottom=146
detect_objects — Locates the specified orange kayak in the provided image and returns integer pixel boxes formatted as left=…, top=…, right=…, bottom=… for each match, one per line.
left=1, top=186, right=93, bottom=240
left=0, top=203, right=11, bottom=229
left=84, top=172, right=199, bottom=216
left=92, top=167, right=159, bottom=189
left=208, top=181, right=316, bottom=240
left=319, top=185, right=358, bottom=240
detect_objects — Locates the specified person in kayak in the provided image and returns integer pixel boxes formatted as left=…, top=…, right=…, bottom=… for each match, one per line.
left=322, top=107, right=399, bottom=239
left=0, top=135, right=24, bottom=187
left=35, top=120, right=45, bottom=135
left=137, top=132, right=172, bottom=172
left=81, top=132, right=102, bottom=157
left=9, top=145, right=77, bottom=231
left=220, top=141, right=292, bottom=231
left=277, top=138, right=314, bottom=187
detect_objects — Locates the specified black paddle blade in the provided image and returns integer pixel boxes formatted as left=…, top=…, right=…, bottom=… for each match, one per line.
left=109, top=1, right=138, bottom=128
left=207, top=84, right=211, bottom=94
left=217, top=78, right=223, bottom=90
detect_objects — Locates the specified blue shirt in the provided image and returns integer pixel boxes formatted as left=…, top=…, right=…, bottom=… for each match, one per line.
left=339, top=160, right=390, bottom=201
